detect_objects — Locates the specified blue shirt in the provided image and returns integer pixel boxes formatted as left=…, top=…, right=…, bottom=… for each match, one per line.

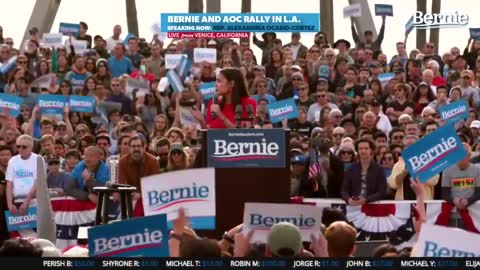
left=108, top=56, right=135, bottom=78
left=70, top=160, right=110, bottom=190
left=65, top=71, right=92, bottom=90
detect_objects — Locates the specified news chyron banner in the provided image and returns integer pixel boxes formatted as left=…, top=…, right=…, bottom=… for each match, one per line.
left=207, top=129, right=286, bottom=168
left=161, top=13, right=320, bottom=39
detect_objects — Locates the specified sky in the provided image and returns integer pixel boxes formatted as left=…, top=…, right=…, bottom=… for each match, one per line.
left=1, top=0, right=478, bottom=59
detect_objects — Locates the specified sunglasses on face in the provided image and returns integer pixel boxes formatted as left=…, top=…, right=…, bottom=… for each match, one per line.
left=6, top=42, right=13, bottom=45
left=356, top=110, right=366, bottom=114
left=17, top=145, right=28, bottom=149
left=383, top=156, right=394, bottom=161
left=332, top=133, right=344, bottom=137
left=340, top=151, right=353, bottom=155
left=112, top=84, right=120, bottom=87
left=325, top=54, right=334, bottom=58
left=292, top=77, right=302, bottom=81
left=393, top=135, right=404, bottom=140
left=311, top=50, right=320, bottom=53
left=317, top=94, right=326, bottom=98
left=48, top=161, right=60, bottom=165
left=17, top=61, right=27, bottom=64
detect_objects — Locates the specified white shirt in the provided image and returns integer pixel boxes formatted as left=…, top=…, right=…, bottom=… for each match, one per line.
left=105, top=36, right=124, bottom=52
left=290, top=43, right=301, bottom=61
left=306, top=102, right=339, bottom=123
left=6, top=153, right=39, bottom=200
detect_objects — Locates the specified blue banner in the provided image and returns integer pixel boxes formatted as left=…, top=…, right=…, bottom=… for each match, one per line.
left=470, top=28, right=480, bottom=40
left=4, top=207, right=37, bottom=232
left=267, top=98, right=299, bottom=123
left=402, top=124, right=467, bottom=183
left=200, top=82, right=216, bottom=101
left=167, top=70, right=184, bottom=92
left=439, top=99, right=469, bottom=123
left=0, top=94, right=23, bottom=117
left=123, top=33, right=135, bottom=45
left=207, top=129, right=286, bottom=168
left=69, top=95, right=95, bottom=113
left=406, top=16, right=414, bottom=34
left=59, top=22, right=80, bottom=36
left=176, top=55, right=192, bottom=79
left=375, top=4, right=393, bottom=16
left=37, top=95, right=67, bottom=115
left=161, top=13, right=320, bottom=32
left=88, top=214, right=169, bottom=257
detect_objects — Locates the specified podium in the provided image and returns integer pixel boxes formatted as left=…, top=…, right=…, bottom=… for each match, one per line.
left=197, top=128, right=291, bottom=238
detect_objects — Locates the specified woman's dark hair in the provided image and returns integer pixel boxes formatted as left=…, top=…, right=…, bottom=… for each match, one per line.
left=36, top=58, right=50, bottom=76
left=81, top=76, right=97, bottom=96
left=218, top=68, right=249, bottom=110
left=368, top=79, right=384, bottom=96
left=322, top=207, right=347, bottom=228
left=0, top=238, right=42, bottom=257
left=381, top=150, right=398, bottom=164
left=269, top=48, right=284, bottom=65
left=355, top=138, right=375, bottom=152
left=345, top=66, right=358, bottom=76
left=372, top=243, right=398, bottom=257
left=85, top=57, right=97, bottom=73
left=412, top=84, right=435, bottom=102
left=60, top=80, right=73, bottom=95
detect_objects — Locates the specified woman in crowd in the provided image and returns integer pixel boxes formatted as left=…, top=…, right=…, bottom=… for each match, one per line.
left=381, top=151, right=397, bottom=178
left=412, top=82, right=436, bottom=116
left=92, top=59, right=112, bottom=91
left=167, top=143, right=189, bottom=171
left=150, top=115, right=169, bottom=141
left=81, top=76, right=96, bottom=96
left=265, top=48, right=284, bottom=81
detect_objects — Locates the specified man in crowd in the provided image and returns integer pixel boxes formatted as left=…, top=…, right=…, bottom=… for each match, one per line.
left=105, top=25, right=123, bottom=52
left=442, top=143, right=480, bottom=209
left=342, top=139, right=386, bottom=205
left=68, top=146, right=109, bottom=203
left=108, top=43, right=135, bottom=78
left=6, top=135, right=38, bottom=216
left=118, top=136, right=160, bottom=215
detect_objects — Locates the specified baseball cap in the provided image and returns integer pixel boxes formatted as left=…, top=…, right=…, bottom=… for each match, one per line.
left=253, top=65, right=266, bottom=71
left=291, top=65, right=302, bottom=71
left=370, top=99, right=381, bottom=107
left=56, top=121, right=67, bottom=127
left=471, top=120, right=480, bottom=129
left=170, top=143, right=184, bottom=152
left=311, top=127, right=324, bottom=138
left=290, top=155, right=307, bottom=164
left=318, top=77, right=329, bottom=83
left=267, top=222, right=303, bottom=257
left=461, top=70, right=474, bottom=79
left=207, top=40, right=216, bottom=46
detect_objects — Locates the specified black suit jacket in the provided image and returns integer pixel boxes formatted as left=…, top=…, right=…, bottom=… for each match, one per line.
left=301, top=153, right=344, bottom=198
left=341, top=161, right=386, bottom=203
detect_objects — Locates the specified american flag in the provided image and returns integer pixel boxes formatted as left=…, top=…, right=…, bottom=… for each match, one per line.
left=308, top=149, right=321, bottom=179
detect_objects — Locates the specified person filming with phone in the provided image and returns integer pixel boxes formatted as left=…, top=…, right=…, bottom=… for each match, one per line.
left=206, top=68, right=257, bottom=129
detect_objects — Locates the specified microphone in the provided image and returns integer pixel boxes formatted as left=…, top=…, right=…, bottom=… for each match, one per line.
left=246, top=105, right=255, bottom=128
left=235, top=104, right=243, bottom=128
left=211, top=93, right=218, bottom=120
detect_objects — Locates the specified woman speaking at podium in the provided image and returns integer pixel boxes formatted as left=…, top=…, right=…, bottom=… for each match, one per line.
left=206, top=68, right=257, bottom=129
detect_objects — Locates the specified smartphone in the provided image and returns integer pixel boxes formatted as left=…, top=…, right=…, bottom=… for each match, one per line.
left=140, top=64, right=146, bottom=75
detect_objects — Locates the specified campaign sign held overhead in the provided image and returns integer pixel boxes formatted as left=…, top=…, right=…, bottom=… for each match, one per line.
left=470, top=28, right=480, bottom=40
left=267, top=98, right=299, bottom=123
left=59, top=22, right=80, bottom=36
left=199, top=82, right=216, bottom=101
left=374, top=4, right=393, bottom=16
left=439, top=99, right=469, bottom=123
left=243, top=203, right=323, bottom=243
left=88, top=214, right=169, bottom=257
left=414, top=223, right=480, bottom=257
left=343, top=3, right=362, bottom=18
left=402, top=124, right=467, bottom=183
left=37, top=95, right=67, bottom=115
left=0, top=94, right=23, bottom=117
left=69, top=95, right=95, bottom=113
left=4, top=207, right=37, bottom=232
left=194, top=48, right=217, bottom=63
left=141, top=168, right=216, bottom=230
left=207, top=129, right=286, bottom=168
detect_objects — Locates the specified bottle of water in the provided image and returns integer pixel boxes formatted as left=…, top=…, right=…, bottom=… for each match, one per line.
left=108, top=155, right=120, bottom=185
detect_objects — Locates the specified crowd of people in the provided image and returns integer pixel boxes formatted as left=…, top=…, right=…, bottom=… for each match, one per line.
left=0, top=13, right=479, bottom=258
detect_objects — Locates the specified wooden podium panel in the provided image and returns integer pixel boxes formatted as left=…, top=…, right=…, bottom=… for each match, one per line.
left=197, top=129, right=291, bottom=238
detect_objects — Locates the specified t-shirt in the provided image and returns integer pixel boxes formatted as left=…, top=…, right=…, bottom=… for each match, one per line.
left=206, top=97, right=257, bottom=129
left=108, top=56, right=135, bottom=78
left=360, top=171, right=367, bottom=197
left=442, top=164, right=480, bottom=200
left=6, top=153, right=39, bottom=200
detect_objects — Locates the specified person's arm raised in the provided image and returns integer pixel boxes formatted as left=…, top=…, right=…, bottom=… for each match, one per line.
left=25, top=106, right=39, bottom=137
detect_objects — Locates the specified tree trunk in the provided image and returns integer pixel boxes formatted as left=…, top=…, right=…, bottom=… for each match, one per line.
left=320, top=0, right=334, bottom=45
left=240, top=0, right=252, bottom=44
left=206, top=0, right=221, bottom=12
left=416, top=0, right=427, bottom=49
left=430, top=0, right=441, bottom=48
left=126, top=0, right=139, bottom=36
left=189, top=0, right=204, bottom=13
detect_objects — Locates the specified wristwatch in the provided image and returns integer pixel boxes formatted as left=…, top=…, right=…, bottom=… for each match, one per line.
left=222, top=231, right=234, bottom=244
left=169, top=232, right=184, bottom=241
